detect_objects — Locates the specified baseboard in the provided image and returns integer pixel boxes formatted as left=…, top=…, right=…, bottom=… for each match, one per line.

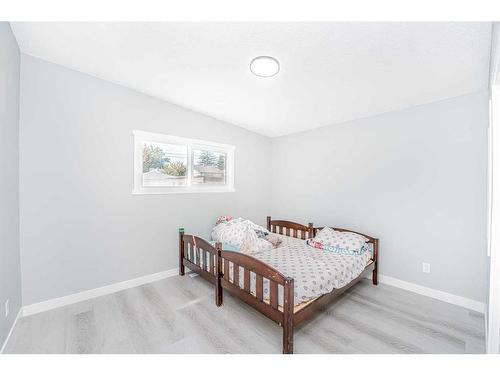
left=0, top=307, right=23, bottom=354
left=18, top=267, right=486, bottom=319
left=22, top=268, right=179, bottom=317
left=371, top=273, right=485, bottom=313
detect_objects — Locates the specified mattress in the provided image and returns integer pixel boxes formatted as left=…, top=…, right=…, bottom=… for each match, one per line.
left=228, top=234, right=373, bottom=307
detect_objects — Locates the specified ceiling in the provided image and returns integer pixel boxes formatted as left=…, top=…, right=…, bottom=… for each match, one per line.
left=11, top=22, right=492, bottom=137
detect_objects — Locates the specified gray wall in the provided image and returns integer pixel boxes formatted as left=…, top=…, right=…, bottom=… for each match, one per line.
left=17, top=54, right=490, bottom=306
left=0, top=23, right=21, bottom=347
left=19, top=55, right=272, bottom=305
left=271, top=91, right=489, bottom=302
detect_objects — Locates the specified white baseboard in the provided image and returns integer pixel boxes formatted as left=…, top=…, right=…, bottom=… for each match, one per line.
left=371, top=273, right=485, bottom=314
left=18, top=267, right=486, bottom=321
left=1, top=307, right=23, bottom=354
left=22, top=268, right=179, bottom=317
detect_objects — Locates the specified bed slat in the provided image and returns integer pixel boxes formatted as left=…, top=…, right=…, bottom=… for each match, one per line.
left=203, top=249, right=208, bottom=271
left=233, top=263, right=240, bottom=287
left=224, top=259, right=229, bottom=280
left=256, top=275, right=263, bottom=301
left=270, top=280, right=278, bottom=309
left=244, top=269, right=250, bottom=292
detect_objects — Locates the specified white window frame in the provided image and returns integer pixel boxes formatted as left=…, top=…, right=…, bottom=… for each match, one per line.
left=132, top=130, right=235, bottom=194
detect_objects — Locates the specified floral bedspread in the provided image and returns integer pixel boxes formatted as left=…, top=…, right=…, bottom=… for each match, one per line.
left=231, top=235, right=372, bottom=306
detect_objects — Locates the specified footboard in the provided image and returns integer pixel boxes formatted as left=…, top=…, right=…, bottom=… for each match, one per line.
left=179, top=228, right=219, bottom=285
left=217, top=250, right=295, bottom=354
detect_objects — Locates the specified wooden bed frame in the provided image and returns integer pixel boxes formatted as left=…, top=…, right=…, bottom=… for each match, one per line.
left=178, top=216, right=379, bottom=354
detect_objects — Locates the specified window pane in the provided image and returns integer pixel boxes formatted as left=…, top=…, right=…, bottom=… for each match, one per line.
left=142, top=142, right=187, bottom=187
left=192, top=149, right=226, bottom=185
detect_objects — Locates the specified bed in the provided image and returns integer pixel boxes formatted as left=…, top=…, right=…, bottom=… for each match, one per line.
left=178, top=216, right=379, bottom=354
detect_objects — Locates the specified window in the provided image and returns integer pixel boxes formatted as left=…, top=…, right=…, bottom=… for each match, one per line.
left=133, top=130, right=234, bottom=194
left=142, top=142, right=188, bottom=187
left=192, top=148, right=226, bottom=185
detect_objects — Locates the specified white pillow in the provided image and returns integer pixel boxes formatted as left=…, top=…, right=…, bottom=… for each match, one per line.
left=313, top=227, right=368, bottom=252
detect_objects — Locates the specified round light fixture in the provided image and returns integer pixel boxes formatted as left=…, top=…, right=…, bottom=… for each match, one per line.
left=250, top=56, right=280, bottom=77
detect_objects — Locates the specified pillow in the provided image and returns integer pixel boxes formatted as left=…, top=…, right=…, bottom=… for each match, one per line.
left=308, top=239, right=371, bottom=256
left=312, top=227, right=368, bottom=253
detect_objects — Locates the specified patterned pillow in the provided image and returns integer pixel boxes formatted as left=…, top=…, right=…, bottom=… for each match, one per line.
left=312, top=227, right=368, bottom=253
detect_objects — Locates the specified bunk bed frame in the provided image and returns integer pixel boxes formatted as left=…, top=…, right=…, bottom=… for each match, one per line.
left=178, top=216, right=379, bottom=354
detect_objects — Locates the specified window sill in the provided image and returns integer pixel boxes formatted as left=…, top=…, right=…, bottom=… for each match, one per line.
left=132, top=187, right=235, bottom=195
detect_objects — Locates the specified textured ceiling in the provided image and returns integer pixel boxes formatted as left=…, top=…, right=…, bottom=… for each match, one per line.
left=11, top=22, right=492, bottom=137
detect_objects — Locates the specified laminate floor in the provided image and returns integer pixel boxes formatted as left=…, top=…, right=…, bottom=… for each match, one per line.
left=4, top=274, right=485, bottom=354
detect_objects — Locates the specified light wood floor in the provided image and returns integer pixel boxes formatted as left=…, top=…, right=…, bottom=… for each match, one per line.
left=4, top=274, right=485, bottom=354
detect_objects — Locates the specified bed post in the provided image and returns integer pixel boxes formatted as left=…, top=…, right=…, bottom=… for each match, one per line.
left=308, top=222, right=314, bottom=238
left=179, top=228, right=185, bottom=276
left=266, top=216, right=271, bottom=231
left=372, top=238, right=379, bottom=285
left=283, top=277, right=294, bottom=354
left=215, top=243, right=223, bottom=306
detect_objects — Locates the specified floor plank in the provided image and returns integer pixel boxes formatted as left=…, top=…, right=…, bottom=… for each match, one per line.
left=4, top=276, right=485, bottom=354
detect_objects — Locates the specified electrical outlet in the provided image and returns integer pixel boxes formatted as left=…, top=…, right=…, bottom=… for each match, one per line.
left=5, top=299, right=9, bottom=317
left=422, top=262, right=431, bottom=273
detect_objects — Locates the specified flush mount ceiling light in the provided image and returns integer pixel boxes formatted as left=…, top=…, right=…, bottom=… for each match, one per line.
left=250, top=56, right=280, bottom=77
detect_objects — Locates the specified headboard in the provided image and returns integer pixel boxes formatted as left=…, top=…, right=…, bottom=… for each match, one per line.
left=266, top=216, right=314, bottom=240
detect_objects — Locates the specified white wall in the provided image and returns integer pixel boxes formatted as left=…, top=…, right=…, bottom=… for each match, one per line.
left=17, top=53, right=490, bottom=307
left=0, top=23, right=21, bottom=347
left=271, top=91, right=489, bottom=302
left=486, top=22, right=500, bottom=354
left=19, top=55, right=272, bottom=305
left=487, top=85, right=500, bottom=353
